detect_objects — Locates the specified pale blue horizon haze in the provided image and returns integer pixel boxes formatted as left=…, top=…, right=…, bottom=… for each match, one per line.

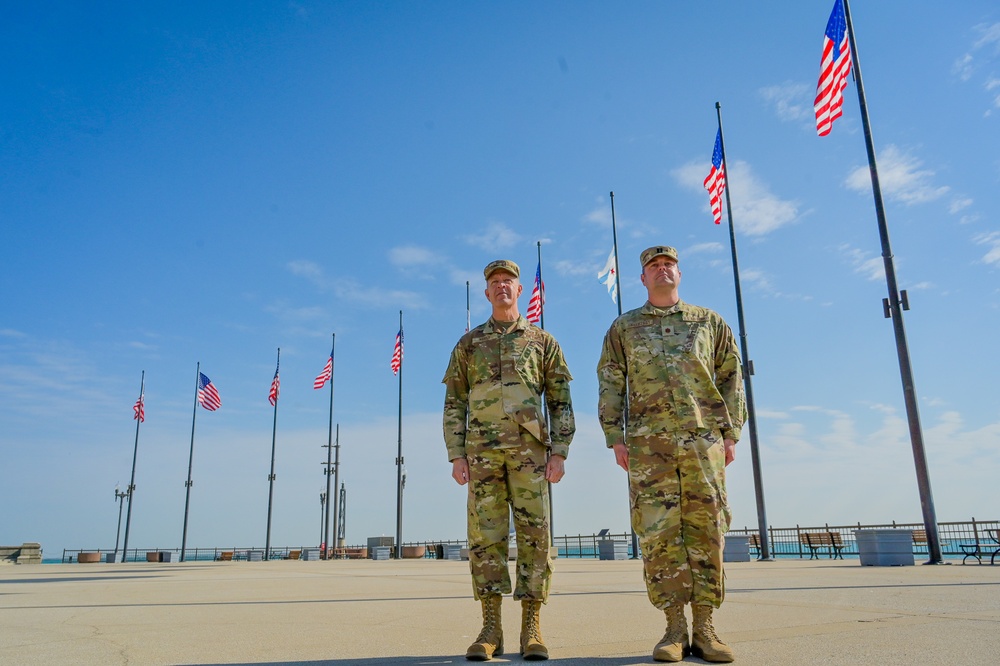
left=2, top=1, right=999, bottom=557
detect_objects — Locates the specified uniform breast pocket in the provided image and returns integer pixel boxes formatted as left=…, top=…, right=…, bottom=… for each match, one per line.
left=680, top=321, right=713, bottom=362
left=623, top=324, right=662, bottom=366
left=514, top=341, right=544, bottom=388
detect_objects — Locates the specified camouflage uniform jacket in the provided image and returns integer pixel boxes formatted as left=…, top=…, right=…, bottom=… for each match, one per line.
left=443, top=315, right=575, bottom=461
left=597, top=300, right=747, bottom=447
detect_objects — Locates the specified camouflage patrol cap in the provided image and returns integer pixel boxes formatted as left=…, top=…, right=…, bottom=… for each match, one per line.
left=483, top=259, right=520, bottom=280
left=640, top=245, right=679, bottom=266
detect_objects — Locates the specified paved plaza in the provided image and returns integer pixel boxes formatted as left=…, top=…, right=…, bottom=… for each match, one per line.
left=2, top=557, right=999, bottom=665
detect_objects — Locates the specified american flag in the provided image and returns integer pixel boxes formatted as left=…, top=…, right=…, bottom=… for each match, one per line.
left=132, top=393, right=145, bottom=423
left=703, top=130, right=726, bottom=225
left=597, top=246, right=618, bottom=304
left=198, top=372, right=221, bottom=411
left=268, top=359, right=280, bottom=406
left=391, top=328, right=403, bottom=376
left=313, top=351, right=333, bottom=390
left=814, top=0, right=853, bottom=137
left=526, top=261, right=545, bottom=325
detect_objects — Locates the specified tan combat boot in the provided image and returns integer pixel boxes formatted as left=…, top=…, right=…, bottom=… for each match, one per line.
left=466, top=594, right=503, bottom=661
left=691, top=604, right=734, bottom=663
left=520, top=599, right=548, bottom=660
left=652, top=604, right=689, bottom=662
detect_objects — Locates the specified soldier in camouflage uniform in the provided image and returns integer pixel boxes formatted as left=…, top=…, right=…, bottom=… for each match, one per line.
left=597, top=246, right=746, bottom=663
left=443, top=259, right=576, bottom=662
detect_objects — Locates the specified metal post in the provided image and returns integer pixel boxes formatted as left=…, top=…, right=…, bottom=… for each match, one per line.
left=332, top=425, right=341, bottom=550
left=120, top=371, right=144, bottom=563
left=180, top=363, right=200, bottom=562
left=610, top=192, right=641, bottom=560
left=395, top=311, right=404, bottom=558
left=323, top=334, right=335, bottom=557
left=714, top=102, right=772, bottom=561
left=265, top=348, right=280, bottom=560
left=113, top=486, right=127, bottom=562
left=842, top=0, right=941, bottom=563
left=319, top=491, right=326, bottom=548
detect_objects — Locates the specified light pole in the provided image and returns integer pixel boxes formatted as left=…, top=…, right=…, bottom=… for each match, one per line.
left=319, top=491, right=327, bottom=551
left=113, top=485, right=128, bottom=563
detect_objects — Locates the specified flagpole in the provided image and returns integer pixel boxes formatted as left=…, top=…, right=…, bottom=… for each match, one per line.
left=714, top=102, right=773, bottom=561
left=323, top=334, right=336, bottom=558
left=332, top=424, right=341, bottom=549
left=535, top=241, right=555, bottom=544
left=610, top=192, right=640, bottom=560
left=610, top=192, right=623, bottom=317
left=120, top=370, right=144, bottom=563
left=841, top=0, right=941, bottom=563
left=180, top=363, right=200, bottom=563
left=395, top=311, right=404, bottom=558
left=466, top=281, right=471, bottom=332
left=265, top=347, right=280, bottom=560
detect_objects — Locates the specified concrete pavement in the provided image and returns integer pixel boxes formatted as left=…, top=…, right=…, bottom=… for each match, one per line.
left=1, top=557, right=999, bottom=665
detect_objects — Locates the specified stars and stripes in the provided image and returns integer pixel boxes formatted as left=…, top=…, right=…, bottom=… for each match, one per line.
left=526, top=261, right=545, bottom=325
left=391, top=328, right=403, bottom=376
left=597, top=246, right=618, bottom=304
left=132, top=393, right=145, bottom=423
left=198, top=372, right=221, bottom=411
left=703, top=129, right=727, bottom=225
left=314, top=352, right=333, bottom=390
left=814, top=0, right=853, bottom=137
left=268, top=359, right=280, bottom=406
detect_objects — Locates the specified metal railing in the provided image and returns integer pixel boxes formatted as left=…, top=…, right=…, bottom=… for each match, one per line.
left=62, top=517, right=999, bottom=563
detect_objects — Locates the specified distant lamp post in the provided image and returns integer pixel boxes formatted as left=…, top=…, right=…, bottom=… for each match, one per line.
left=319, top=491, right=327, bottom=550
left=113, top=485, right=128, bottom=563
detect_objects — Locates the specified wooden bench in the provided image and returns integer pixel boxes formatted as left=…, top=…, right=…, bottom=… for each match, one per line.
left=216, top=551, right=234, bottom=561
left=748, top=533, right=761, bottom=554
left=284, top=550, right=301, bottom=560
left=800, top=531, right=844, bottom=559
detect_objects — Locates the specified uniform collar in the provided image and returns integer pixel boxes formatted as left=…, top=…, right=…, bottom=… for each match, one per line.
left=486, top=315, right=529, bottom=334
left=641, top=299, right=685, bottom=317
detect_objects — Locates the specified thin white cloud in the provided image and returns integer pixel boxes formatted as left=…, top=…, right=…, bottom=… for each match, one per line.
left=949, top=197, right=973, bottom=214
left=838, top=243, right=885, bottom=282
left=685, top=242, right=725, bottom=256
left=953, top=53, right=974, bottom=82
left=845, top=145, right=949, bottom=206
left=583, top=200, right=611, bottom=227
left=973, top=22, right=1000, bottom=50
left=552, top=258, right=603, bottom=278
left=462, top=221, right=522, bottom=250
left=954, top=23, right=1000, bottom=113
left=758, top=82, right=811, bottom=122
left=287, top=259, right=325, bottom=285
left=0, top=328, right=27, bottom=338
left=333, top=279, right=427, bottom=309
left=285, top=260, right=427, bottom=309
left=672, top=160, right=799, bottom=236
left=974, top=231, right=1000, bottom=266
left=388, top=245, right=443, bottom=269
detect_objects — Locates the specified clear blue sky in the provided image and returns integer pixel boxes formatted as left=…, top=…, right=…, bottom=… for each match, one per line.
left=3, top=1, right=998, bottom=556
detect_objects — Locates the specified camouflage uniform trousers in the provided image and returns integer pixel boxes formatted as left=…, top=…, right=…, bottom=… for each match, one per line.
left=627, top=429, right=731, bottom=609
left=467, top=438, right=552, bottom=602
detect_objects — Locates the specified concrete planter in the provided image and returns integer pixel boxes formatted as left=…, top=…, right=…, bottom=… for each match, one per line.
left=77, top=552, right=101, bottom=563
left=854, top=529, right=914, bottom=566
left=598, top=540, right=629, bottom=560
left=401, top=545, right=426, bottom=558
left=723, top=535, right=751, bottom=562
